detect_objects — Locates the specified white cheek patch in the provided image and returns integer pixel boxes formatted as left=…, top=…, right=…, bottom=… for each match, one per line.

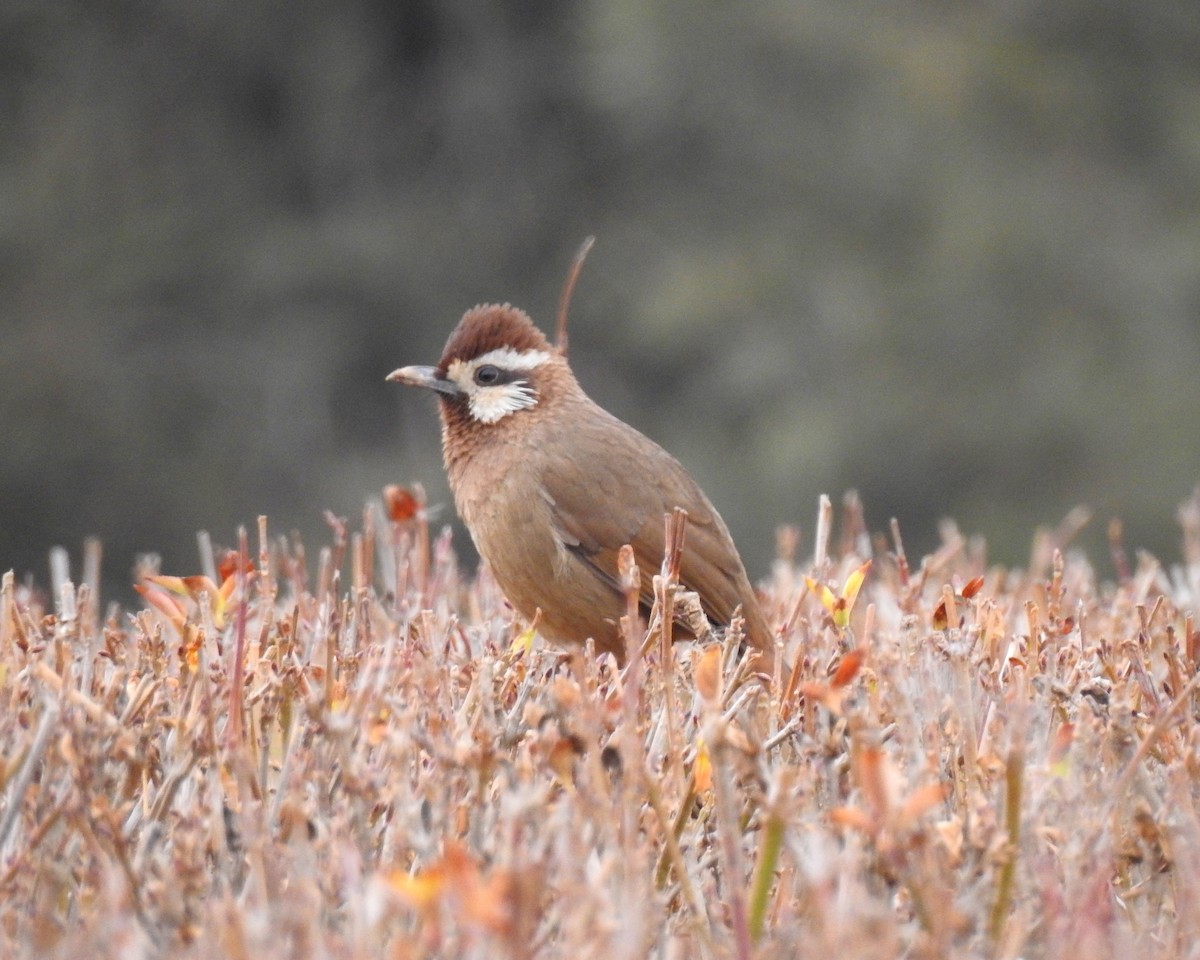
left=444, top=348, right=552, bottom=424
left=469, top=382, right=539, bottom=423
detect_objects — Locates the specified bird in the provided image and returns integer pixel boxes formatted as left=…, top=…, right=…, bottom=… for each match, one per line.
left=387, top=292, right=777, bottom=675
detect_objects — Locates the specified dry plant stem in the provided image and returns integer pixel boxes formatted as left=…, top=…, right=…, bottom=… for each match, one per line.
left=617, top=543, right=641, bottom=658
left=720, top=630, right=763, bottom=706
left=890, top=517, right=910, bottom=587
left=49, top=546, right=70, bottom=617
left=0, top=570, right=11, bottom=648
left=0, top=701, right=58, bottom=857
left=227, top=526, right=250, bottom=751
left=1052, top=506, right=1092, bottom=554
left=323, top=592, right=337, bottom=716
left=654, top=775, right=699, bottom=890
left=257, top=514, right=272, bottom=590
left=0, top=795, right=68, bottom=891
left=780, top=577, right=813, bottom=642
left=618, top=543, right=646, bottom=787
left=813, top=493, right=832, bottom=572
left=197, top=528, right=218, bottom=583
left=73, top=804, right=158, bottom=945
left=390, top=522, right=407, bottom=607
left=659, top=509, right=688, bottom=799
left=1109, top=667, right=1200, bottom=828
left=762, top=714, right=803, bottom=753
left=781, top=493, right=835, bottom=640
left=643, top=768, right=709, bottom=946
left=146, top=751, right=201, bottom=825
left=118, top=673, right=159, bottom=726
left=351, top=530, right=365, bottom=592
left=268, top=701, right=305, bottom=824
left=710, top=731, right=752, bottom=960
left=978, top=620, right=1025, bottom=759
left=1108, top=517, right=1132, bottom=583
left=32, top=661, right=121, bottom=732
left=352, top=511, right=371, bottom=592
left=321, top=512, right=348, bottom=606
left=82, top=536, right=102, bottom=633
left=839, top=489, right=867, bottom=557
left=415, top=483, right=430, bottom=606
left=950, top=631, right=981, bottom=795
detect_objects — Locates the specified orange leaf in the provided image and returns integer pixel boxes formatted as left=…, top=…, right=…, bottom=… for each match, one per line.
left=438, top=843, right=512, bottom=935
left=830, top=806, right=876, bottom=833
left=898, top=781, right=946, bottom=826
left=217, top=549, right=253, bottom=583
left=463, top=872, right=513, bottom=935
left=218, top=573, right=240, bottom=604
left=179, top=628, right=202, bottom=670
left=180, top=575, right=221, bottom=602
left=1049, top=723, right=1074, bottom=769
left=135, top=583, right=188, bottom=633
left=1051, top=722, right=1075, bottom=755
left=854, top=745, right=890, bottom=823
left=546, top=737, right=578, bottom=787
left=388, top=866, right=445, bottom=911
left=549, top=676, right=581, bottom=712
left=365, top=708, right=391, bottom=747
left=831, top=648, right=865, bottom=688
left=694, top=645, right=722, bottom=703
left=692, top=739, right=713, bottom=793
left=798, top=681, right=847, bottom=715
left=384, top=485, right=420, bottom=523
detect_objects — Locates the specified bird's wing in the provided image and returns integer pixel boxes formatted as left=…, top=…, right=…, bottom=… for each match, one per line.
left=539, top=404, right=752, bottom=629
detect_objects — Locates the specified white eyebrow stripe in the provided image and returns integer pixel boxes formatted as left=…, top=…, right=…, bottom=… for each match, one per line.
left=470, top=347, right=554, bottom=371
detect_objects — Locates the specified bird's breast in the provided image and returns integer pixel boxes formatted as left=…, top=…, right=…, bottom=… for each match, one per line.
left=446, top=431, right=561, bottom=578
left=442, top=420, right=628, bottom=651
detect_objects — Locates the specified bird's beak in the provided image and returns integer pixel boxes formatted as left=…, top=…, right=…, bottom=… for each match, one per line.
left=386, top=365, right=464, bottom=398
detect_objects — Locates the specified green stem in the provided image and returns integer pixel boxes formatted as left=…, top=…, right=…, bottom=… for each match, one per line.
left=988, top=746, right=1024, bottom=943
left=748, top=808, right=783, bottom=941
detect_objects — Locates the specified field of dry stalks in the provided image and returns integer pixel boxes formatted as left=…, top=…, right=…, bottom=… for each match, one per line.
left=3, top=489, right=1200, bottom=959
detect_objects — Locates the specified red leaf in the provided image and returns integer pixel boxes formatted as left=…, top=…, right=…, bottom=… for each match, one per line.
left=217, top=549, right=253, bottom=583
left=960, top=575, right=985, bottom=599
left=831, top=648, right=865, bottom=688
left=384, top=485, right=420, bottom=522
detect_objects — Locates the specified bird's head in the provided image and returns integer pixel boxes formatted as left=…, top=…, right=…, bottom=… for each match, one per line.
left=388, top=304, right=576, bottom=427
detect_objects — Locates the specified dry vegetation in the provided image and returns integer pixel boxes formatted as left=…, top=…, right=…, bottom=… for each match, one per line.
left=3, top=489, right=1200, bottom=959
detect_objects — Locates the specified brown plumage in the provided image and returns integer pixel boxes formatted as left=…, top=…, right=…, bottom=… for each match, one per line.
left=388, top=303, right=776, bottom=673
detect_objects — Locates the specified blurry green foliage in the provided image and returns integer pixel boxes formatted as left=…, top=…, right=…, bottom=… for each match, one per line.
left=1, top=0, right=1198, bottom=598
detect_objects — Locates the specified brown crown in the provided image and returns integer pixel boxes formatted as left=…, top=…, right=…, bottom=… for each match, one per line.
left=436, top=304, right=553, bottom=375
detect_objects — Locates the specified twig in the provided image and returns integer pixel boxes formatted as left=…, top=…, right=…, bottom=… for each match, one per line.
left=0, top=702, right=59, bottom=857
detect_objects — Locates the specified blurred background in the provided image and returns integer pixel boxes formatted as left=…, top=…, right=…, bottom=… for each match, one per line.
left=3, top=0, right=1199, bottom=603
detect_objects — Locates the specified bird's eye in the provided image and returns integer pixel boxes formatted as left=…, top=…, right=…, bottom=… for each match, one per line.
left=474, top=364, right=502, bottom=385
